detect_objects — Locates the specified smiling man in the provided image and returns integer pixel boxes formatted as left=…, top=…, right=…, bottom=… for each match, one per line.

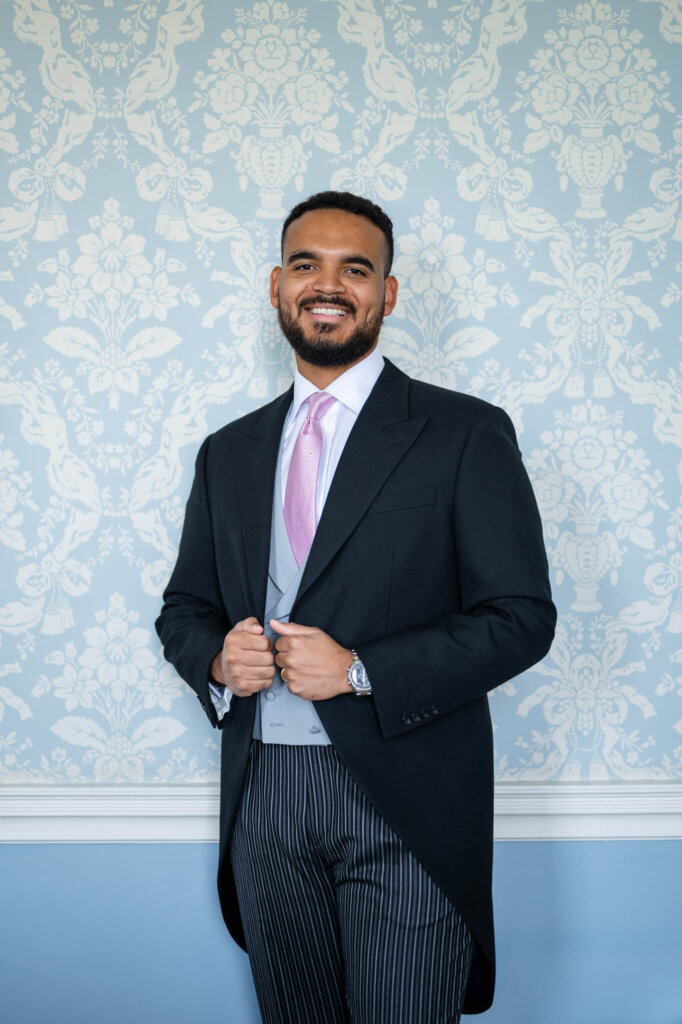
left=156, top=191, right=556, bottom=1023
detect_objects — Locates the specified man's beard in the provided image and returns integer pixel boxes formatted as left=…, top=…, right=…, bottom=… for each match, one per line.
left=277, top=299, right=383, bottom=367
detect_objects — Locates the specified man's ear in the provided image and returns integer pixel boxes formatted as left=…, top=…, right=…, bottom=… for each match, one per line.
left=383, top=275, right=398, bottom=317
left=270, top=266, right=281, bottom=309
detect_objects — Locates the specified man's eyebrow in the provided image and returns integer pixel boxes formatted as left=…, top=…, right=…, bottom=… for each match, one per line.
left=287, top=250, right=376, bottom=273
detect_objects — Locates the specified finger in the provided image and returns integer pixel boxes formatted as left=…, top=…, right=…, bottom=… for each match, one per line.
left=241, top=666, right=276, bottom=681
left=230, top=677, right=274, bottom=697
left=227, top=646, right=272, bottom=665
left=269, top=619, right=313, bottom=635
left=229, top=665, right=275, bottom=686
left=232, top=634, right=273, bottom=652
left=236, top=648, right=276, bottom=666
left=234, top=617, right=263, bottom=633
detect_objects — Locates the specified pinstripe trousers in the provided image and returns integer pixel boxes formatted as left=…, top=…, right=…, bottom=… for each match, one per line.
left=230, top=739, right=472, bottom=1024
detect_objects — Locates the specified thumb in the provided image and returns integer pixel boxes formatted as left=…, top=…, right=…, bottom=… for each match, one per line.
left=269, top=619, right=312, bottom=635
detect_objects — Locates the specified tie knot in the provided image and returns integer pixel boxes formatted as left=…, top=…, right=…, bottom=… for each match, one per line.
left=305, top=391, right=335, bottom=423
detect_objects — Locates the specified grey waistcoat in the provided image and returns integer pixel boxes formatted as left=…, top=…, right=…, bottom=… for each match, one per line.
left=252, top=439, right=332, bottom=745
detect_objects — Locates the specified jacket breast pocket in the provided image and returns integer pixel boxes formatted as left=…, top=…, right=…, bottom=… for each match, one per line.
left=366, top=485, right=437, bottom=515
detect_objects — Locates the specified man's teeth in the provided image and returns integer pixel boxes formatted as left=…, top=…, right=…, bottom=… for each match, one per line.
left=308, top=307, right=348, bottom=316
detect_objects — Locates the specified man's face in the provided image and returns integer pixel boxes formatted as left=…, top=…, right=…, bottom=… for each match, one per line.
left=270, top=208, right=398, bottom=368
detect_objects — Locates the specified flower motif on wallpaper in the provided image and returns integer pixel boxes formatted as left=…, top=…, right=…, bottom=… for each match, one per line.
left=395, top=212, right=470, bottom=296
left=32, top=593, right=185, bottom=782
left=44, top=269, right=93, bottom=322
left=72, top=214, right=151, bottom=294
left=512, top=0, right=675, bottom=218
left=520, top=235, right=660, bottom=398
left=382, top=198, right=517, bottom=388
left=528, top=402, right=667, bottom=613
left=191, top=1, right=352, bottom=217
left=154, top=742, right=220, bottom=784
left=382, top=0, right=482, bottom=74
left=515, top=617, right=656, bottom=780
left=79, top=607, right=157, bottom=702
left=27, top=198, right=199, bottom=411
left=65, top=0, right=159, bottom=73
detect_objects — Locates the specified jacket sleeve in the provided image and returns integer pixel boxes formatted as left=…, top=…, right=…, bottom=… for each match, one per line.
left=155, top=436, right=230, bottom=730
left=355, top=406, right=557, bottom=741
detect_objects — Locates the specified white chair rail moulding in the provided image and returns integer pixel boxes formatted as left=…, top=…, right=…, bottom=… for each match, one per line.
left=1, top=782, right=681, bottom=843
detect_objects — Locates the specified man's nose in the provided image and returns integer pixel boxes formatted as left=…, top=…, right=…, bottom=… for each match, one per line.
left=312, top=268, right=346, bottom=293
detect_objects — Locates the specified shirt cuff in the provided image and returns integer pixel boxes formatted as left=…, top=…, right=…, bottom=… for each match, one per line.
left=208, top=681, right=233, bottom=721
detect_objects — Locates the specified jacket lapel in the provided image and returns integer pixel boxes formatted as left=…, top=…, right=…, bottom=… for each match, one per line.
left=294, top=359, right=428, bottom=610
left=229, top=386, right=293, bottom=618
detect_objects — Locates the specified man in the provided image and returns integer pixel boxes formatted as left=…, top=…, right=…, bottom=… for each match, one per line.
left=156, top=191, right=556, bottom=1022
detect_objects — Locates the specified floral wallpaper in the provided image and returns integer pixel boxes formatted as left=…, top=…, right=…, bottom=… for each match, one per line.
left=1, top=0, right=681, bottom=787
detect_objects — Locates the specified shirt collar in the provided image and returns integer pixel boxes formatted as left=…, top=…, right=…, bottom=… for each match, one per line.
left=291, top=344, right=385, bottom=417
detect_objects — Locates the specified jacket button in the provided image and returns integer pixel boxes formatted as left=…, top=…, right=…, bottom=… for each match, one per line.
left=431, top=706, right=440, bottom=716
left=421, top=708, right=430, bottom=717
left=402, top=715, right=412, bottom=726
left=412, top=713, right=421, bottom=722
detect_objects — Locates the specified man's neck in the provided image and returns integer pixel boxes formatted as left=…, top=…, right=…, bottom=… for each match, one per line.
left=294, top=345, right=378, bottom=390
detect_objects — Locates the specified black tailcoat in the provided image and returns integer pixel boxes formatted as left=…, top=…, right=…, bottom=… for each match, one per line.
left=156, top=358, right=556, bottom=1014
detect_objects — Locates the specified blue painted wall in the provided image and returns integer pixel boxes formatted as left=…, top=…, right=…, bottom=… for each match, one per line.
left=2, top=840, right=680, bottom=1024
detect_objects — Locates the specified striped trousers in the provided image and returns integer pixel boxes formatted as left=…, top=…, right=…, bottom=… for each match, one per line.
left=230, top=740, right=472, bottom=1024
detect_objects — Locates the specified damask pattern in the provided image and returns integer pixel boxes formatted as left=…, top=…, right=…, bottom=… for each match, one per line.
left=1, top=0, right=681, bottom=785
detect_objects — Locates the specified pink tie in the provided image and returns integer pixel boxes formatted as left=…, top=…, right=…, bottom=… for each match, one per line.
left=283, top=392, right=336, bottom=566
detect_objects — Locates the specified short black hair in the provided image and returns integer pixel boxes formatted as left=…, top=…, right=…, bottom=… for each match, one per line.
left=281, top=191, right=394, bottom=276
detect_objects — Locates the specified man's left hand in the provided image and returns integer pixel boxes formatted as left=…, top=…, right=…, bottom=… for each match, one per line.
left=270, top=620, right=353, bottom=701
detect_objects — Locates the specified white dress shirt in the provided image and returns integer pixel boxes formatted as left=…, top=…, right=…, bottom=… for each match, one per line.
left=209, top=345, right=385, bottom=719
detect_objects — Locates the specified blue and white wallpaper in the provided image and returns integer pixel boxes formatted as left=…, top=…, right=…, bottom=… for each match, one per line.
left=1, top=0, right=681, bottom=787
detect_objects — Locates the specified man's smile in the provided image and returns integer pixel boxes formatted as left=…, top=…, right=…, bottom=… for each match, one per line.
left=301, top=303, right=354, bottom=324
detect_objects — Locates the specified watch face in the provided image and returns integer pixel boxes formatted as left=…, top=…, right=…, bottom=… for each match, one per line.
left=350, top=662, right=371, bottom=691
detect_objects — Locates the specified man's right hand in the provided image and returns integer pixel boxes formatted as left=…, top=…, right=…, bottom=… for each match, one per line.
left=210, top=617, right=275, bottom=697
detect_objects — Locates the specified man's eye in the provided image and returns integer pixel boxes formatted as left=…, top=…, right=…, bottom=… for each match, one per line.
left=294, top=263, right=314, bottom=271
left=347, top=267, right=366, bottom=275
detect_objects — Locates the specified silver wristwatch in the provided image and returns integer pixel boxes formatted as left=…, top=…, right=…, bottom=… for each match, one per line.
left=347, top=649, right=372, bottom=696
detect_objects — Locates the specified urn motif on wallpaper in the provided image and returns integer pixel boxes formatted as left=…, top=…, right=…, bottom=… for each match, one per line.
left=512, top=0, right=674, bottom=219
left=529, top=402, right=667, bottom=612
left=192, top=1, right=352, bottom=217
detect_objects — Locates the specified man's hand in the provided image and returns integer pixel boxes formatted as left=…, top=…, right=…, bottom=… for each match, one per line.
left=271, top=620, right=353, bottom=701
left=211, top=617, right=275, bottom=697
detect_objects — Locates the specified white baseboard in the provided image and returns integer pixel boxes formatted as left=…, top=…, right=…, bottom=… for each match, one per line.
left=1, top=782, right=681, bottom=842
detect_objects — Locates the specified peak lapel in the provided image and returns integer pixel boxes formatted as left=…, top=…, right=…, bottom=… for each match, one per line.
left=230, top=386, right=293, bottom=618
left=294, top=360, right=428, bottom=610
